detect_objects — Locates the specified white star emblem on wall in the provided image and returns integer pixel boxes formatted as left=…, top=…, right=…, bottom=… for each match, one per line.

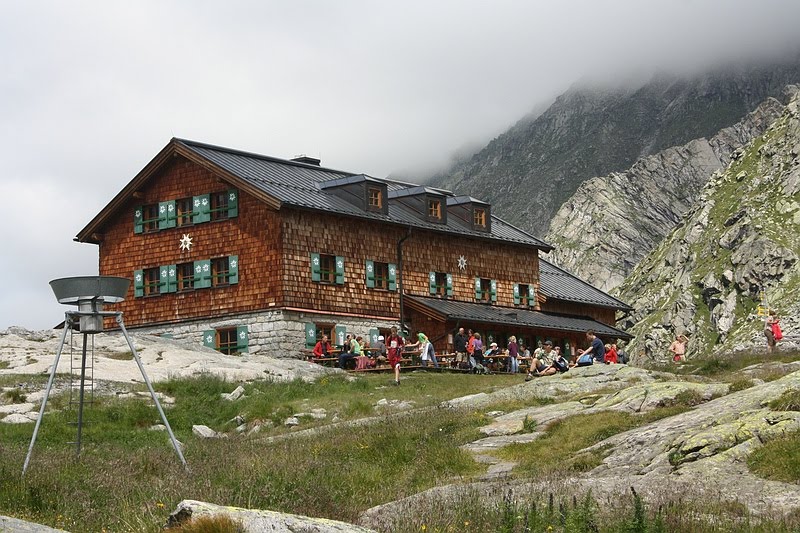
left=458, top=255, right=467, bottom=271
left=179, top=234, right=193, bottom=252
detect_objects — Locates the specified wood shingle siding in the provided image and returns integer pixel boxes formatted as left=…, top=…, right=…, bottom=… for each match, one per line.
left=97, top=157, right=283, bottom=328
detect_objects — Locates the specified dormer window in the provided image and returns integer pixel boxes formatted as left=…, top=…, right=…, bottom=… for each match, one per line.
left=473, top=208, right=486, bottom=228
left=368, top=187, right=383, bottom=210
left=428, top=199, right=442, bottom=220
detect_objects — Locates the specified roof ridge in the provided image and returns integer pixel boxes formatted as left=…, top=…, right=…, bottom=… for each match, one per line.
left=174, top=137, right=354, bottom=176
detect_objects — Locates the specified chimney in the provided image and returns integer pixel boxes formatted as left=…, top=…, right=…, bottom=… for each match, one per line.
left=291, top=155, right=321, bottom=166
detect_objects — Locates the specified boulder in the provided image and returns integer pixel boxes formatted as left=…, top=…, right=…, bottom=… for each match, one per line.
left=221, top=385, right=246, bottom=402
left=192, top=425, right=224, bottom=439
left=167, top=499, right=376, bottom=532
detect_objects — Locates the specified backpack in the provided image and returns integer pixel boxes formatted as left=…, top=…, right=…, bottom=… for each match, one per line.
left=772, top=322, right=784, bottom=341
left=554, top=357, right=569, bottom=373
left=577, top=353, right=594, bottom=366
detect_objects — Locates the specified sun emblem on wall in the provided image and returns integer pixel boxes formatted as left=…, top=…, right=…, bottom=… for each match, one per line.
left=179, top=234, right=193, bottom=252
left=457, top=255, right=467, bottom=271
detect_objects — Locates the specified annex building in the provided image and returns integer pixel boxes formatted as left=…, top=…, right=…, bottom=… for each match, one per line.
left=76, top=138, right=631, bottom=356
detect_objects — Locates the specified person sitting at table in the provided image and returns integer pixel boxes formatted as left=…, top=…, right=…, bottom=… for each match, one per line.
left=312, top=335, right=331, bottom=359
left=374, top=335, right=388, bottom=366
left=484, top=341, right=501, bottom=371
left=338, top=334, right=359, bottom=370
left=356, top=337, right=374, bottom=370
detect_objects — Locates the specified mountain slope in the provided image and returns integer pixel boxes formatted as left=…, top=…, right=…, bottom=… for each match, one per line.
left=543, top=92, right=789, bottom=292
left=429, top=59, right=800, bottom=237
left=615, top=87, right=800, bottom=362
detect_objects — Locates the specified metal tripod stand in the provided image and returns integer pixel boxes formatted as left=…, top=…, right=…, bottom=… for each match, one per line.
left=23, top=288, right=187, bottom=474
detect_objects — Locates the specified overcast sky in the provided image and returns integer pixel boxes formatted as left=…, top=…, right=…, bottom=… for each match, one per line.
left=2, top=0, right=800, bottom=330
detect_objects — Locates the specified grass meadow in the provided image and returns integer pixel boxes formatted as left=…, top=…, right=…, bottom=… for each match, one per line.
left=1, top=366, right=800, bottom=531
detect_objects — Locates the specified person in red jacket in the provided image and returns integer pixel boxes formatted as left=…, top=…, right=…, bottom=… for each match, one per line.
left=312, top=335, right=331, bottom=358
left=387, top=326, right=405, bottom=386
left=604, top=343, right=618, bottom=364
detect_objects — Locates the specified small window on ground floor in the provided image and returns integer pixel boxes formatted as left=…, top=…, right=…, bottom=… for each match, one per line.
left=203, top=326, right=249, bottom=354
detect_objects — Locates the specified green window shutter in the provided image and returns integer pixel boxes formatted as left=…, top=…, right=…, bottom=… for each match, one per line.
left=202, top=330, right=216, bottom=349
left=490, top=279, right=497, bottom=302
left=158, top=266, right=169, bottom=293
left=334, top=325, right=347, bottom=348
left=228, top=189, right=239, bottom=218
left=446, top=273, right=454, bottom=296
left=365, top=260, right=375, bottom=288
left=429, top=272, right=437, bottom=295
left=134, top=269, right=144, bottom=298
left=305, top=323, right=317, bottom=348
left=474, top=277, right=481, bottom=300
left=236, top=326, right=249, bottom=353
left=158, top=200, right=176, bottom=230
left=388, top=263, right=397, bottom=291
left=528, top=285, right=536, bottom=307
left=192, top=194, right=210, bottom=224
left=194, top=260, right=212, bottom=289
left=228, top=255, right=239, bottom=284
left=369, top=328, right=379, bottom=346
left=133, top=207, right=144, bottom=234
left=310, top=253, right=321, bottom=282
left=513, top=284, right=521, bottom=305
left=335, top=256, right=345, bottom=285
left=166, top=265, right=177, bottom=293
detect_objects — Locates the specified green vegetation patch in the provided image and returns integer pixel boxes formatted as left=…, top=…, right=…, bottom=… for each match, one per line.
left=748, top=430, right=800, bottom=483
left=499, top=407, right=689, bottom=476
left=768, top=389, right=800, bottom=412
left=0, top=372, right=516, bottom=530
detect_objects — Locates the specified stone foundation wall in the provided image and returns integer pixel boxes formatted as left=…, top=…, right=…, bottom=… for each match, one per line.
left=125, top=310, right=399, bottom=358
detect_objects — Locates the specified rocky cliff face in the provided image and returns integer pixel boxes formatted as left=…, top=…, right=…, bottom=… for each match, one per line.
left=543, top=93, right=788, bottom=293
left=615, top=87, right=800, bottom=363
left=428, top=60, right=800, bottom=237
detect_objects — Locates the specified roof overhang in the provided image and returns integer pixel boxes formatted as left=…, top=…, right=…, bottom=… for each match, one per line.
left=405, top=296, right=633, bottom=340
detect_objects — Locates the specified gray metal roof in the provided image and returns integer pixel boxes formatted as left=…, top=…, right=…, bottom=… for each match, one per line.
left=387, top=186, right=446, bottom=199
left=447, top=195, right=490, bottom=206
left=318, top=174, right=385, bottom=189
left=178, top=139, right=552, bottom=250
left=539, top=258, right=632, bottom=311
left=406, top=296, right=632, bottom=339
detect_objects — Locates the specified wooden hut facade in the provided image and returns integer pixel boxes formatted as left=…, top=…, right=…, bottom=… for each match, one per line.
left=76, top=138, right=631, bottom=356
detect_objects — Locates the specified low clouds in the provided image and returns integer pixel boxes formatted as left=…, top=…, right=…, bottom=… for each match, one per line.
left=2, top=0, right=800, bottom=328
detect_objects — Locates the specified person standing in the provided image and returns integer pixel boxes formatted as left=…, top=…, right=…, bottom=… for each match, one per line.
left=454, top=327, right=468, bottom=367
left=507, top=336, right=519, bottom=373
left=669, top=335, right=687, bottom=363
left=387, top=326, right=405, bottom=385
left=765, top=311, right=781, bottom=354
left=407, top=332, right=439, bottom=368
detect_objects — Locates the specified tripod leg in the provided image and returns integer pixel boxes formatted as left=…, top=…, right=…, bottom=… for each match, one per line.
left=117, top=315, right=188, bottom=470
left=23, top=314, right=70, bottom=475
left=75, top=333, right=89, bottom=457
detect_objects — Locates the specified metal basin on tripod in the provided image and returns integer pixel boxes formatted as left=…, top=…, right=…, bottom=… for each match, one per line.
left=49, top=276, right=130, bottom=333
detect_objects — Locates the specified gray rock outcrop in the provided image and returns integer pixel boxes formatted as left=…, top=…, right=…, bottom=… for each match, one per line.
left=428, top=60, right=800, bottom=237
left=545, top=93, right=787, bottom=292
left=167, top=499, right=376, bottom=533
left=616, top=86, right=800, bottom=361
